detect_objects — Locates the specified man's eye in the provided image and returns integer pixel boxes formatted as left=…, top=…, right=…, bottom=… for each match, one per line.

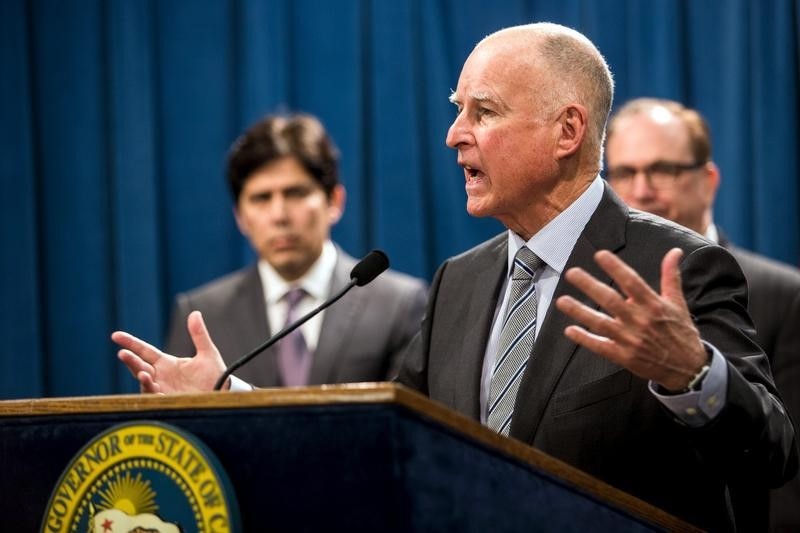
left=649, top=163, right=678, bottom=175
left=285, top=188, right=311, bottom=198
left=477, top=107, right=495, bottom=118
left=249, top=193, right=271, bottom=203
left=607, top=168, right=635, bottom=181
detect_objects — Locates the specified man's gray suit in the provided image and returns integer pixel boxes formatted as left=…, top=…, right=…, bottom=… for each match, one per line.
left=398, top=184, right=797, bottom=531
left=166, top=250, right=427, bottom=387
left=718, top=237, right=800, bottom=532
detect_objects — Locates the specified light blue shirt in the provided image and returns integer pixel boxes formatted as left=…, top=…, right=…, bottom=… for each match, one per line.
left=479, top=176, right=727, bottom=427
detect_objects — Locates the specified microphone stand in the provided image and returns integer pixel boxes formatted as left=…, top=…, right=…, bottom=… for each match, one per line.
left=213, top=278, right=358, bottom=391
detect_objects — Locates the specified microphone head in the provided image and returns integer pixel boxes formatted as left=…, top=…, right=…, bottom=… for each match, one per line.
left=350, top=250, right=390, bottom=286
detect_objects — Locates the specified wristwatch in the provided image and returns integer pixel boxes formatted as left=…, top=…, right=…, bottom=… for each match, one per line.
left=683, top=363, right=711, bottom=392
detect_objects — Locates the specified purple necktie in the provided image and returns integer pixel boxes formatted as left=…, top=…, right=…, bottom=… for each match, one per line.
left=276, top=287, right=312, bottom=387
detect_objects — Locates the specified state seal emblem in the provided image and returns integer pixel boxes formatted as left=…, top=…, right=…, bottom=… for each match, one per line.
left=41, top=421, right=240, bottom=533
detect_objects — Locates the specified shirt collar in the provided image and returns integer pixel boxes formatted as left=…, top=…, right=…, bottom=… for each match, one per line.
left=259, top=240, right=338, bottom=304
left=507, top=176, right=604, bottom=275
left=704, top=223, right=719, bottom=244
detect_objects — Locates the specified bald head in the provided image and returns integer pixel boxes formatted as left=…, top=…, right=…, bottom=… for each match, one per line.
left=477, top=23, right=615, bottom=165
left=605, top=98, right=719, bottom=234
left=608, top=98, right=713, bottom=165
left=446, top=23, right=616, bottom=237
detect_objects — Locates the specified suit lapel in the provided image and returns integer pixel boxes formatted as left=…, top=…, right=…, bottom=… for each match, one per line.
left=509, top=184, right=628, bottom=443
left=230, top=266, right=282, bottom=387
left=308, top=252, right=357, bottom=384
left=451, top=236, right=509, bottom=419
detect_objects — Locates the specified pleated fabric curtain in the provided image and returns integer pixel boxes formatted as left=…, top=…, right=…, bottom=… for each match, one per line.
left=2, top=0, right=798, bottom=398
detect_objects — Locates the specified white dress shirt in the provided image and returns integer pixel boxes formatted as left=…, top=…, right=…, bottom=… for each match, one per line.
left=229, top=240, right=337, bottom=391
left=258, top=240, right=338, bottom=351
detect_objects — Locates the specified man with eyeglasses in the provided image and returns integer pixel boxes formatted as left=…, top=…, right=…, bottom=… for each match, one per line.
left=606, top=97, right=800, bottom=533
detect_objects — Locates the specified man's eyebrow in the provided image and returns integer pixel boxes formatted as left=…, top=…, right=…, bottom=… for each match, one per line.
left=469, top=91, right=495, bottom=103
left=448, top=90, right=504, bottom=108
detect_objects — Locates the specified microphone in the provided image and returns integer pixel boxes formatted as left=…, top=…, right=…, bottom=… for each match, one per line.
left=213, top=249, right=390, bottom=390
left=350, top=248, right=389, bottom=286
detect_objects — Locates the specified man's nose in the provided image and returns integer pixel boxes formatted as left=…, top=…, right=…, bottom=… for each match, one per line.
left=631, top=171, right=656, bottom=198
left=267, top=195, right=289, bottom=220
left=445, top=113, right=469, bottom=149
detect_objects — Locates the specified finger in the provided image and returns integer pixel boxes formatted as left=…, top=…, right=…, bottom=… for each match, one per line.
left=117, top=349, right=155, bottom=379
left=563, top=326, right=665, bottom=385
left=137, top=371, right=162, bottom=394
left=187, top=311, right=219, bottom=357
left=593, top=250, right=658, bottom=303
left=117, top=350, right=160, bottom=393
left=556, top=295, right=626, bottom=339
left=563, top=267, right=635, bottom=321
left=660, top=248, right=685, bottom=304
left=563, top=325, right=624, bottom=364
left=111, top=331, right=164, bottom=366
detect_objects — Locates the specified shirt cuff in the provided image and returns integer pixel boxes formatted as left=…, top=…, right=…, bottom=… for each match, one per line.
left=228, top=375, right=254, bottom=392
left=649, top=342, right=728, bottom=427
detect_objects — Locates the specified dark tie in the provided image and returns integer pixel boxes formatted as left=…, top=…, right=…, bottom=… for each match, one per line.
left=276, top=287, right=312, bottom=387
left=487, top=246, right=543, bottom=436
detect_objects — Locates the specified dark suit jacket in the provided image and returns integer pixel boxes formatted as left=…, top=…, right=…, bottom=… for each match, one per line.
left=166, top=249, right=427, bottom=386
left=398, top=185, right=797, bottom=531
left=718, top=236, right=800, bottom=533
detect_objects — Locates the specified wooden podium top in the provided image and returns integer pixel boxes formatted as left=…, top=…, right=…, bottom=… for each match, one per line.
left=0, top=383, right=700, bottom=532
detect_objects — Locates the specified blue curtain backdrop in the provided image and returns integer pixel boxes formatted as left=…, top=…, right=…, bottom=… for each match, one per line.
left=2, top=0, right=798, bottom=398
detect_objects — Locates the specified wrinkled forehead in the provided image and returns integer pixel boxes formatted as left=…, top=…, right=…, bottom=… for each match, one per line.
left=453, top=41, right=541, bottom=98
left=469, top=33, right=540, bottom=70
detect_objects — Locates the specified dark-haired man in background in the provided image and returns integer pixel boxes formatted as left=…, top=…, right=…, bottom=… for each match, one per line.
left=165, top=114, right=427, bottom=387
left=605, top=97, right=800, bottom=532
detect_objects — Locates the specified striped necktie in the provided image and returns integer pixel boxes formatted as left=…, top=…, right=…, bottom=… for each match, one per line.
left=487, top=246, right=543, bottom=436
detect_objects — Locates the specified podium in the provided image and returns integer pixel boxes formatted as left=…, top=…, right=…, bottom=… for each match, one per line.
left=0, top=383, right=698, bottom=532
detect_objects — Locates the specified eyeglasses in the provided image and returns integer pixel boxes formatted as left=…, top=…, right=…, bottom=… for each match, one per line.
left=605, top=160, right=706, bottom=190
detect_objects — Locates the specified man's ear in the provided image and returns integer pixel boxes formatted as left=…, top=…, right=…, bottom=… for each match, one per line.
left=701, top=162, right=721, bottom=205
left=554, top=104, right=588, bottom=160
left=232, top=205, right=250, bottom=237
left=328, top=184, right=346, bottom=225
